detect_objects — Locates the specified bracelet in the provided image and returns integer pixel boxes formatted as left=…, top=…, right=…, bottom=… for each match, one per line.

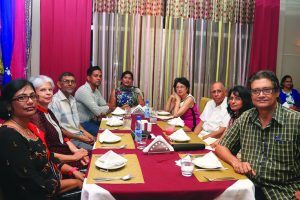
left=68, top=167, right=78, bottom=177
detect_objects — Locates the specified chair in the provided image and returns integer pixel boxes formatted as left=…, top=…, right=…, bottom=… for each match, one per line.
left=199, top=97, right=210, bottom=114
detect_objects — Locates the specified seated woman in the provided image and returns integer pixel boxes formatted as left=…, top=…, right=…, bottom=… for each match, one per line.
left=279, top=75, right=300, bottom=111
left=109, top=71, right=145, bottom=110
left=0, top=79, right=84, bottom=199
left=29, top=75, right=89, bottom=169
left=165, top=77, right=200, bottom=131
left=211, top=85, right=253, bottom=147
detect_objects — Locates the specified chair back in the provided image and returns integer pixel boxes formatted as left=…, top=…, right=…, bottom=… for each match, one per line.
left=199, top=97, right=210, bottom=114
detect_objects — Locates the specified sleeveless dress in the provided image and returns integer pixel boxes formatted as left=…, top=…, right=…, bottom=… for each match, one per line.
left=179, top=94, right=200, bottom=131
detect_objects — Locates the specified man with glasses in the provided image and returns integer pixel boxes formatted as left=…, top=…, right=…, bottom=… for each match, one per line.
left=215, top=70, right=300, bottom=200
left=194, top=82, right=231, bottom=140
left=50, top=72, right=94, bottom=151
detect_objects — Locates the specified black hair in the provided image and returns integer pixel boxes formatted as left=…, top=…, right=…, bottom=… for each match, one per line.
left=121, top=71, right=134, bottom=80
left=0, top=79, right=35, bottom=120
left=227, top=85, right=253, bottom=118
left=173, top=77, right=190, bottom=93
left=58, top=72, right=75, bottom=81
left=247, top=70, right=280, bottom=92
left=87, top=66, right=101, bottom=76
left=280, top=75, right=293, bottom=89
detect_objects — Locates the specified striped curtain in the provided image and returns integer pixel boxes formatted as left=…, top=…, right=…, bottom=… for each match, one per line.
left=92, top=0, right=254, bottom=109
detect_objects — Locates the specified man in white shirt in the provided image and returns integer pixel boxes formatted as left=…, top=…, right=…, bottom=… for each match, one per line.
left=50, top=72, right=94, bottom=150
left=194, top=82, right=230, bottom=139
left=75, top=66, right=109, bottom=136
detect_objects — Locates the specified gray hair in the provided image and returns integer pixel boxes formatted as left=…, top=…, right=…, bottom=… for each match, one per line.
left=29, top=75, right=55, bottom=89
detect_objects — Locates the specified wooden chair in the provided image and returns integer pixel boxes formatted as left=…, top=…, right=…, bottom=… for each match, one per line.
left=199, top=97, right=210, bottom=114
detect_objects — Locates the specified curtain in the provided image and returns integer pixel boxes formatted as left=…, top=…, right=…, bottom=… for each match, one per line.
left=0, top=0, right=16, bottom=85
left=40, top=0, right=92, bottom=87
left=248, top=0, right=279, bottom=75
left=93, top=0, right=254, bottom=109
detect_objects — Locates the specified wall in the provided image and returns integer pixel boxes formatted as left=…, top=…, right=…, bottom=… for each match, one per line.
left=277, top=0, right=300, bottom=89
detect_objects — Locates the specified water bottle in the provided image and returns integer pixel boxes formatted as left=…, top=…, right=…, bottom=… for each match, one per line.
left=144, top=99, right=150, bottom=119
left=135, top=115, right=142, bottom=144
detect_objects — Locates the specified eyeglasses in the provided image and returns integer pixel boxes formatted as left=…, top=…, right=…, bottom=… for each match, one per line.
left=251, top=88, right=274, bottom=95
left=61, top=80, right=76, bottom=85
left=12, top=93, right=37, bottom=102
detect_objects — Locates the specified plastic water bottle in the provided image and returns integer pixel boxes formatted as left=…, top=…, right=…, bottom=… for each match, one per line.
left=144, top=99, right=150, bottom=119
left=135, top=115, right=142, bottom=144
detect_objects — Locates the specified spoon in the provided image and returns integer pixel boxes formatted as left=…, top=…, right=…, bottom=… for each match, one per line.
left=93, top=174, right=134, bottom=182
left=203, top=176, right=237, bottom=181
left=100, top=144, right=127, bottom=149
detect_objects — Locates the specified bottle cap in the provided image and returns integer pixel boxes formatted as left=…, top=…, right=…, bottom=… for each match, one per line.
left=136, top=115, right=141, bottom=120
left=146, top=99, right=149, bottom=104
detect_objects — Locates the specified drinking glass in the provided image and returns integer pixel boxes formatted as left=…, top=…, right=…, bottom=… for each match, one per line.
left=181, top=158, right=194, bottom=177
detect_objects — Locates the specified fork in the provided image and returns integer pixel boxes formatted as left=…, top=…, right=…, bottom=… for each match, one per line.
left=203, top=176, right=237, bottom=181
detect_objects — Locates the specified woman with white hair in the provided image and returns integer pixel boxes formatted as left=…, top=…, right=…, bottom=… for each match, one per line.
left=29, top=75, right=89, bottom=169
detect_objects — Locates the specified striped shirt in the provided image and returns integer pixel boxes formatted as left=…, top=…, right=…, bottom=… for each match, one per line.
left=75, top=82, right=109, bottom=122
left=220, top=103, right=300, bottom=200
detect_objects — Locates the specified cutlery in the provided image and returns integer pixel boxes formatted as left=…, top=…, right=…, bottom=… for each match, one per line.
left=100, top=144, right=127, bottom=149
left=195, top=167, right=228, bottom=171
left=203, top=176, right=237, bottom=181
left=94, top=174, right=134, bottom=181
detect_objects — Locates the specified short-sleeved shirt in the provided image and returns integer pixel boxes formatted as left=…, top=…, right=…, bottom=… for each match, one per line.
left=115, top=85, right=143, bottom=107
left=200, top=97, right=230, bottom=132
left=50, top=90, right=82, bottom=136
left=220, top=103, right=300, bottom=200
left=75, top=82, right=109, bottom=123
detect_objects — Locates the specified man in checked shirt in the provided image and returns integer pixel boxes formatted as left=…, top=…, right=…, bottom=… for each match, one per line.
left=216, top=70, right=300, bottom=200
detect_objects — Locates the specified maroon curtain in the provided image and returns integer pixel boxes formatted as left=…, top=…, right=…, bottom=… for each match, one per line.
left=40, top=0, right=92, bottom=87
left=248, top=0, right=280, bottom=76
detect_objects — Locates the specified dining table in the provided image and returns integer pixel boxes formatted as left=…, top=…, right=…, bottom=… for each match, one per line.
left=81, top=114, right=255, bottom=200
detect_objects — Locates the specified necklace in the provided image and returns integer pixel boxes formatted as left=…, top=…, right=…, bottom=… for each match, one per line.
left=9, top=119, right=37, bottom=140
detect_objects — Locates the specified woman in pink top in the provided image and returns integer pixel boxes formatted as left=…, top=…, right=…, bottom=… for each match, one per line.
left=165, top=77, right=200, bottom=131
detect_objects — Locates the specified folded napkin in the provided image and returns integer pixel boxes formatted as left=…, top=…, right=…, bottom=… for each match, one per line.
left=112, top=107, right=126, bottom=115
left=95, top=150, right=128, bottom=169
left=172, top=143, right=205, bottom=151
left=131, top=105, right=145, bottom=114
left=198, top=130, right=209, bottom=138
left=106, top=116, right=124, bottom=126
left=192, top=151, right=224, bottom=169
left=168, top=117, right=185, bottom=127
left=99, top=129, right=121, bottom=143
left=203, top=137, right=218, bottom=145
left=143, top=135, right=174, bottom=154
left=169, top=128, right=190, bottom=142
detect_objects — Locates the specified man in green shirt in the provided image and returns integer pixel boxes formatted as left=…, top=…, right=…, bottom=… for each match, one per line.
left=215, top=70, right=300, bottom=200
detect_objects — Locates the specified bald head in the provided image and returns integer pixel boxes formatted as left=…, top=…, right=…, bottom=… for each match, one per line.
left=210, top=82, right=227, bottom=106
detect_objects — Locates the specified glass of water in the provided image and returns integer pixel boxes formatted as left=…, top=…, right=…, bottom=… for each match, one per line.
left=181, top=156, right=194, bottom=177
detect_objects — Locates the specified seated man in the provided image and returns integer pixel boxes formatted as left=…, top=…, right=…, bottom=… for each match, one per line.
left=194, top=82, right=230, bottom=139
left=75, top=66, right=109, bottom=136
left=215, top=70, right=300, bottom=200
left=50, top=72, right=94, bottom=151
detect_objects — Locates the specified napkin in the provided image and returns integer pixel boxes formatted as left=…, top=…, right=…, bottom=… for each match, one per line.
left=169, top=128, right=190, bottom=142
left=106, top=116, right=124, bottom=126
left=143, top=136, right=174, bottom=153
left=96, top=150, right=128, bottom=169
left=131, top=105, right=145, bottom=114
left=99, top=129, right=121, bottom=143
left=192, top=151, right=224, bottom=169
left=203, top=137, right=218, bottom=145
left=168, top=117, right=185, bottom=127
left=112, top=107, right=126, bottom=115
left=198, top=130, right=209, bottom=138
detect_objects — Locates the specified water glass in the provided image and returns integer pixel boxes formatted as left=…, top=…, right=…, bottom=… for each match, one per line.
left=136, top=134, right=148, bottom=150
left=150, top=110, right=157, bottom=123
left=181, top=158, right=194, bottom=177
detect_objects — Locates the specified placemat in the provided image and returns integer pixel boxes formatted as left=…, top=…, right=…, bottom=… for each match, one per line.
left=157, top=121, right=191, bottom=132
left=94, top=133, right=135, bottom=149
left=179, top=154, right=247, bottom=182
left=87, top=154, right=144, bottom=184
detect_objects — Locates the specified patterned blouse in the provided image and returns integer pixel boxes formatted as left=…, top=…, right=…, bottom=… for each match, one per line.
left=115, top=85, right=143, bottom=107
left=0, top=126, right=60, bottom=199
left=32, top=107, right=84, bottom=169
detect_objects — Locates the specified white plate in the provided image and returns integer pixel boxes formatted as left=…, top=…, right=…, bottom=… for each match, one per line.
left=95, top=160, right=127, bottom=170
left=192, top=158, right=222, bottom=169
left=106, top=122, right=124, bottom=127
left=169, top=136, right=190, bottom=142
left=99, top=136, right=121, bottom=143
left=157, top=110, right=171, bottom=116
